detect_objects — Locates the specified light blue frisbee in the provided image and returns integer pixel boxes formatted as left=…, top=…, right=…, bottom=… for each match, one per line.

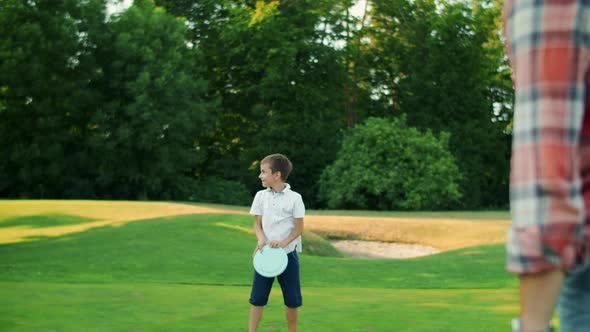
left=253, top=245, right=288, bottom=277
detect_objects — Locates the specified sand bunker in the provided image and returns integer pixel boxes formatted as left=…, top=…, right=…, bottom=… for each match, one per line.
left=330, top=240, right=440, bottom=259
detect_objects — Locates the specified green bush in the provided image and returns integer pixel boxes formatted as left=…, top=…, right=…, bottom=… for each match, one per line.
left=319, top=116, right=462, bottom=210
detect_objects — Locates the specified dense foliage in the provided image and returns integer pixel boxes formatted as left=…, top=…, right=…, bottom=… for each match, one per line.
left=0, top=0, right=513, bottom=209
left=319, top=117, right=462, bottom=210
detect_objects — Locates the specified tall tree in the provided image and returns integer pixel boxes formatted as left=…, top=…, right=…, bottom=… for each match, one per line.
left=0, top=0, right=107, bottom=197
left=91, top=0, right=217, bottom=200
left=237, top=1, right=348, bottom=206
left=358, top=0, right=511, bottom=208
left=0, top=0, right=217, bottom=199
left=158, top=0, right=349, bottom=206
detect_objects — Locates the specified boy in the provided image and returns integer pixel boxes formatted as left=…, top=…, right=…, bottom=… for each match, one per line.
left=248, top=154, right=305, bottom=332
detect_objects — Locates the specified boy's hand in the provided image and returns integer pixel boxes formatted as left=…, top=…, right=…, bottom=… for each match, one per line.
left=253, top=239, right=266, bottom=257
left=269, top=240, right=286, bottom=248
left=256, top=240, right=266, bottom=250
left=256, top=239, right=266, bottom=250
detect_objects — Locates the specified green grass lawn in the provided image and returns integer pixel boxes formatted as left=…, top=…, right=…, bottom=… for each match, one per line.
left=306, top=209, right=510, bottom=221
left=0, top=282, right=517, bottom=332
left=181, top=201, right=511, bottom=220
left=0, top=201, right=518, bottom=331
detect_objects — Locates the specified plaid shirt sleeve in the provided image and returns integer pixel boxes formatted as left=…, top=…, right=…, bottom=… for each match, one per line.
left=504, top=0, right=590, bottom=274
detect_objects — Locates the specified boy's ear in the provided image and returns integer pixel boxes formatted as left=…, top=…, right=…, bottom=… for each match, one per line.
left=274, top=171, right=282, bottom=180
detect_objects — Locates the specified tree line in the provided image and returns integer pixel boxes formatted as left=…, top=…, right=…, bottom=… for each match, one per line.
left=0, top=0, right=513, bottom=210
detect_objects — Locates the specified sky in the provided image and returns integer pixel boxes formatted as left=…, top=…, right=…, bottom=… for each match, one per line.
left=350, top=0, right=368, bottom=19
left=106, top=0, right=132, bottom=16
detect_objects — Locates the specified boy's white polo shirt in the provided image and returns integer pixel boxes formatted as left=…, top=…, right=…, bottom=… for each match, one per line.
left=250, top=183, right=305, bottom=254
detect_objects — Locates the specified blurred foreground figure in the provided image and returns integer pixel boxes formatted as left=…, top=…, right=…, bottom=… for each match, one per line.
left=503, top=0, right=590, bottom=331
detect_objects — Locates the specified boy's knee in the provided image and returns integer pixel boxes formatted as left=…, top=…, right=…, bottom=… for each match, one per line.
left=249, top=295, right=269, bottom=307
left=284, top=294, right=302, bottom=308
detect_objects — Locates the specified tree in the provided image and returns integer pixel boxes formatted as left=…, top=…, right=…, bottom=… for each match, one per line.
left=320, top=116, right=461, bottom=210
left=236, top=1, right=348, bottom=206
left=90, top=0, right=217, bottom=200
left=0, top=0, right=217, bottom=200
left=0, top=0, right=107, bottom=197
left=0, top=0, right=512, bottom=208
left=158, top=0, right=349, bottom=206
left=356, top=0, right=511, bottom=208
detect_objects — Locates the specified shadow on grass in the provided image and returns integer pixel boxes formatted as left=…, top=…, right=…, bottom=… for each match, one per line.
left=0, top=214, right=99, bottom=229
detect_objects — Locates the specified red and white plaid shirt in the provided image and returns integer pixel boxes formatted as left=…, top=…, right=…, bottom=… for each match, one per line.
left=504, top=0, right=590, bottom=274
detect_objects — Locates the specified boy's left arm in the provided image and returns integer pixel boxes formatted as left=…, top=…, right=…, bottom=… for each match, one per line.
left=270, top=218, right=304, bottom=248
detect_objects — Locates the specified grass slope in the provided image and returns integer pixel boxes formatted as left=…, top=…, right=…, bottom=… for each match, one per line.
left=0, top=213, right=513, bottom=289
left=0, top=201, right=517, bottom=331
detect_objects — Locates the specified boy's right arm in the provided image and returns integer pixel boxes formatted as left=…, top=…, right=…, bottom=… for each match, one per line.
left=253, top=215, right=265, bottom=255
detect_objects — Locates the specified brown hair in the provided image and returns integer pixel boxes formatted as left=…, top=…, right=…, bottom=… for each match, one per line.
left=261, top=154, right=293, bottom=181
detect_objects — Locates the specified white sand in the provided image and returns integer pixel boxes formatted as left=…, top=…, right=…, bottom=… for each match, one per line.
left=330, top=240, right=439, bottom=259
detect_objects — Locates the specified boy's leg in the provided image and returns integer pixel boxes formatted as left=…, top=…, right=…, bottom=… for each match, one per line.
left=249, top=306, right=264, bottom=332
left=285, top=307, right=298, bottom=332
left=277, top=250, right=302, bottom=332
left=249, top=271, right=274, bottom=332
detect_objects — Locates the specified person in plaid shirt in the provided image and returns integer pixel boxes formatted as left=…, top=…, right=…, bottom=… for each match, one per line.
left=503, top=0, right=590, bottom=330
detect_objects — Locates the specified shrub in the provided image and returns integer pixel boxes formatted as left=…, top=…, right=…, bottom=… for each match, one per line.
left=319, top=116, right=462, bottom=210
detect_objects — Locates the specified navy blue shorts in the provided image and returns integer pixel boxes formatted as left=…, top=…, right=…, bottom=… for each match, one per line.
left=249, top=250, right=302, bottom=308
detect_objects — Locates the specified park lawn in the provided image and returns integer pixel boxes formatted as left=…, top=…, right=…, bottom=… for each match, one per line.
left=0, top=200, right=518, bottom=331
left=0, top=200, right=510, bottom=251
left=304, top=215, right=510, bottom=251
left=183, top=201, right=511, bottom=220
left=0, top=200, right=245, bottom=244
left=0, top=282, right=517, bottom=332
left=180, top=201, right=511, bottom=220
left=307, top=209, right=510, bottom=220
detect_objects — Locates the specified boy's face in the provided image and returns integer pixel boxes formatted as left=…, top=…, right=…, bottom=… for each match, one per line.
left=259, top=162, right=282, bottom=188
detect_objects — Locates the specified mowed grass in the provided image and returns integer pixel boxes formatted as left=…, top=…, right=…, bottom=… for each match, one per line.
left=307, top=209, right=510, bottom=220
left=192, top=202, right=512, bottom=251
left=0, top=200, right=246, bottom=244
left=305, top=215, right=510, bottom=251
left=0, top=200, right=517, bottom=331
left=0, top=282, right=517, bottom=332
